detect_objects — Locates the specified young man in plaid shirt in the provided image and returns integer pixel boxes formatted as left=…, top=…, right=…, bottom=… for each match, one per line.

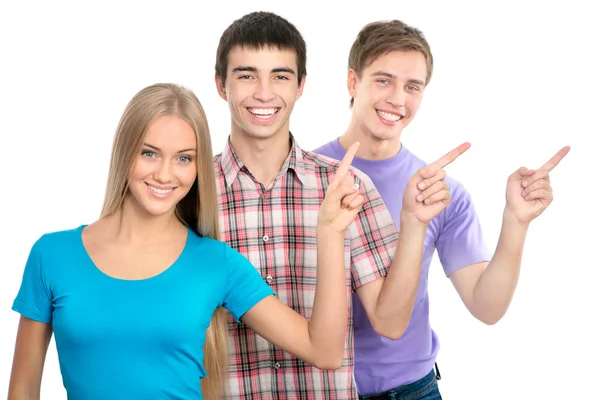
left=212, top=11, right=468, bottom=399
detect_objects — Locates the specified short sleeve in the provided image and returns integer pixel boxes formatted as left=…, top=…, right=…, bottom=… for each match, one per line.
left=349, top=170, right=398, bottom=290
left=12, top=238, right=53, bottom=323
left=437, top=182, right=492, bottom=276
left=222, top=245, right=275, bottom=322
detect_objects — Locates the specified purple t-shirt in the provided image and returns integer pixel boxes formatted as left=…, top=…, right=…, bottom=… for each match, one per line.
left=313, top=138, right=492, bottom=394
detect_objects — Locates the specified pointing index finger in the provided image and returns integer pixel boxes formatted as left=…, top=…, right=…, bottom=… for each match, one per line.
left=431, top=142, right=471, bottom=169
left=540, top=145, right=570, bottom=172
left=332, top=141, right=360, bottom=185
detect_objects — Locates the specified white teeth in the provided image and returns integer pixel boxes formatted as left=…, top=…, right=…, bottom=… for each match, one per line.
left=248, top=108, right=278, bottom=117
left=148, top=185, right=173, bottom=194
left=377, top=110, right=402, bottom=122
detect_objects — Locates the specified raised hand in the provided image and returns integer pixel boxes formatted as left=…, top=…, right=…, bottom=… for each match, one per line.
left=318, top=142, right=364, bottom=233
left=402, top=142, right=471, bottom=224
left=506, top=146, right=570, bottom=223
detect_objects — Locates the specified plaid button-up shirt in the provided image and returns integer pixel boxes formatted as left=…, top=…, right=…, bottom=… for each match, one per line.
left=214, top=135, right=398, bottom=399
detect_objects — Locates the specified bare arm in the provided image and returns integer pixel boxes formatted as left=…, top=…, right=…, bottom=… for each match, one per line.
left=450, top=147, right=569, bottom=325
left=356, top=143, right=472, bottom=340
left=355, top=212, right=427, bottom=340
left=241, top=143, right=363, bottom=370
left=8, top=316, right=53, bottom=400
left=450, top=211, right=527, bottom=325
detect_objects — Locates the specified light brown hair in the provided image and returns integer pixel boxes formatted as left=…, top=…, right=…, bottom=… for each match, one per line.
left=348, top=20, right=434, bottom=106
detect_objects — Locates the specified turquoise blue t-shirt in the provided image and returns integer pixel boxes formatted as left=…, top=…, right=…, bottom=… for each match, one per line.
left=12, top=225, right=275, bottom=399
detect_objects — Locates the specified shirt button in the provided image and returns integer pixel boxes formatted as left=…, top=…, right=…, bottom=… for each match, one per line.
left=274, top=362, right=281, bottom=369
left=266, top=275, right=273, bottom=283
left=262, top=235, right=269, bottom=242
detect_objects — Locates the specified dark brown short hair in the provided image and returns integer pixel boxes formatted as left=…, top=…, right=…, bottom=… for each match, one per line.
left=215, top=11, right=307, bottom=86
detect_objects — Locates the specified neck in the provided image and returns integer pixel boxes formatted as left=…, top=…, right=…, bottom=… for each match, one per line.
left=230, top=126, right=291, bottom=186
left=107, top=195, right=182, bottom=245
left=340, top=116, right=402, bottom=160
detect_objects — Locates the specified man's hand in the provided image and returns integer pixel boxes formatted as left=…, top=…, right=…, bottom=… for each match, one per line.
left=506, top=145, right=570, bottom=223
left=318, top=142, right=364, bottom=233
left=402, top=142, right=472, bottom=224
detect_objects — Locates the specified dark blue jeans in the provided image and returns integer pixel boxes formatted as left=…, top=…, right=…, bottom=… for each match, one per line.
left=358, top=369, right=442, bottom=400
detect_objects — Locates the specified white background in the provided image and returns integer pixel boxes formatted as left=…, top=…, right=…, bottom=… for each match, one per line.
left=1, top=1, right=597, bottom=399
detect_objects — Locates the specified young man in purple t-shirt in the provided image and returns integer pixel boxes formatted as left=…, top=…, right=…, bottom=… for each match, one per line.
left=314, top=20, right=570, bottom=399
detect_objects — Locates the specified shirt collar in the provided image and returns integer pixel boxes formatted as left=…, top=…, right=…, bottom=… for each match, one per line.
left=220, top=132, right=311, bottom=188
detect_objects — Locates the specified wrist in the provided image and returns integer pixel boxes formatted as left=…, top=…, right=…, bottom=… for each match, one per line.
left=317, top=222, right=346, bottom=237
left=400, top=209, right=428, bottom=231
left=502, top=207, right=530, bottom=230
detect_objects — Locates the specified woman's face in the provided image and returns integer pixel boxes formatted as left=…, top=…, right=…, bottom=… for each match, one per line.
left=126, top=115, right=198, bottom=217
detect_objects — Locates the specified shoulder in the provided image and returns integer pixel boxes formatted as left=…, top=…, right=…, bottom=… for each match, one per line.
left=184, top=231, right=257, bottom=288
left=33, top=225, right=85, bottom=254
left=185, top=230, right=226, bottom=257
left=301, top=148, right=342, bottom=170
left=311, top=140, right=335, bottom=156
left=213, top=152, right=224, bottom=175
left=22, top=226, right=86, bottom=281
left=184, top=230, right=245, bottom=266
left=438, top=175, right=479, bottom=226
left=435, top=166, right=472, bottom=203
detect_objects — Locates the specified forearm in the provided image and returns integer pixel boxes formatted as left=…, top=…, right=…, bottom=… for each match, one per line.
left=472, top=209, right=529, bottom=324
left=8, top=318, right=50, bottom=400
left=373, top=211, right=427, bottom=339
left=8, top=388, right=40, bottom=400
left=8, top=369, right=41, bottom=400
left=307, top=224, right=348, bottom=368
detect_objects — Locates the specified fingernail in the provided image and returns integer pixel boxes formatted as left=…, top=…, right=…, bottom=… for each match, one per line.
left=418, top=182, right=425, bottom=189
left=416, top=194, right=423, bottom=201
left=353, top=183, right=359, bottom=190
left=522, top=180, right=528, bottom=186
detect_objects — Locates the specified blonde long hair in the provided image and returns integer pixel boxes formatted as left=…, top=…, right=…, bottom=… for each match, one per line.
left=100, top=83, right=228, bottom=399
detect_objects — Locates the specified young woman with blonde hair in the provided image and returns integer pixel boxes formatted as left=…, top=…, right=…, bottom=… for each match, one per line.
left=7, top=83, right=363, bottom=400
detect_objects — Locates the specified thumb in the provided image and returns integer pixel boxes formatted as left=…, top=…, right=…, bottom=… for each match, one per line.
left=328, top=182, right=360, bottom=203
left=508, top=167, right=535, bottom=181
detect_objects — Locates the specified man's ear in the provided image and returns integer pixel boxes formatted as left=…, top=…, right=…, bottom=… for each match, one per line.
left=215, top=75, right=227, bottom=101
left=347, top=69, right=359, bottom=98
left=296, top=74, right=307, bottom=100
